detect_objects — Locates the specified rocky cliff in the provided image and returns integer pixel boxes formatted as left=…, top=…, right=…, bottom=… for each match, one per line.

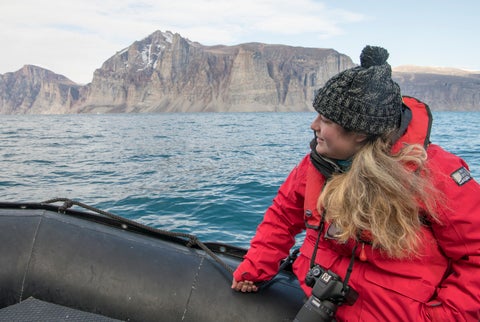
left=0, top=31, right=354, bottom=114
left=1, top=30, right=479, bottom=114
left=0, top=65, right=81, bottom=114
left=392, top=66, right=480, bottom=111
left=76, top=31, right=354, bottom=113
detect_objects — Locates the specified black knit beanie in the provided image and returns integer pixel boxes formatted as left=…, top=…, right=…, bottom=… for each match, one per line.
left=312, top=45, right=403, bottom=135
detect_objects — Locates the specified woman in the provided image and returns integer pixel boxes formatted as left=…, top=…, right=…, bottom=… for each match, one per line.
left=231, top=46, right=480, bottom=321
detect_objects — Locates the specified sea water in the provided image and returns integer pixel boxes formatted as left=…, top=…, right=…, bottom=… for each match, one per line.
left=0, top=111, right=478, bottom=247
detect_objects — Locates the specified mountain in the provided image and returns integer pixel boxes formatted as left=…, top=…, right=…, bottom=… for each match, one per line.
left=76, top=31, right=355, bottom=113
left=0, top=30, right=353, bottom=114
left=1, top=30, right=479, bottom=114
left=392, top=66, right=480, bottom=111
left=0, top=65, right=81, bottom=114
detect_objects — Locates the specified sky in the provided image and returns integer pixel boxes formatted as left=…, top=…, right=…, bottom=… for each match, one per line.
left=1, top=0, right=479, bottom=84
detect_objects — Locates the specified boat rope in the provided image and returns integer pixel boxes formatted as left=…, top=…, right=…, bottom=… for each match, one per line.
left=41, top=198, right=235, bottom=276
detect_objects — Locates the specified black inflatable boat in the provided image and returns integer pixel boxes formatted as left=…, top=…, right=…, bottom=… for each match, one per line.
left=0, top=200, right=304, bottom=321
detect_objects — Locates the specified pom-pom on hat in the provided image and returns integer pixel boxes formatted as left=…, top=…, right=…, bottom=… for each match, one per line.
left=313, top=45, right=403, bottom=135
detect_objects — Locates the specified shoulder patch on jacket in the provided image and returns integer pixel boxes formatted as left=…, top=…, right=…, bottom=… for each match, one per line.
left=451, top=167, right=472, bottom=186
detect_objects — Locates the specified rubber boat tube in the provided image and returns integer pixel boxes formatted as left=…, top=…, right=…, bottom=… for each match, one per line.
left=0, top=202, right=304, bottom=321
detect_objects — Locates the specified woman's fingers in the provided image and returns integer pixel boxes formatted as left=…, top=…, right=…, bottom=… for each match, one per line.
left=232, top=280, right=258, bottom=292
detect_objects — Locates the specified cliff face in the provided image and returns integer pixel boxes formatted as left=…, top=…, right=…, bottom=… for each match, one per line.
left=0, top=65, right=81, bottom=114
left=392, top=71, right=480, bottom=111
left=1, top=30, right=479, bottom=114
left=76, top=31, right=354, bottom=113
left=0, top=31, right=354, bottom=114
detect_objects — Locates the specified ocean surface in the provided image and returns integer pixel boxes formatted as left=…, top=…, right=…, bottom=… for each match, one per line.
left=1, top=112, right=479, bottom=248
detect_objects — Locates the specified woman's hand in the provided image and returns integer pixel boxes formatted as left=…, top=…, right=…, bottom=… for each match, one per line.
left=231, top=278, right=258, bottom=293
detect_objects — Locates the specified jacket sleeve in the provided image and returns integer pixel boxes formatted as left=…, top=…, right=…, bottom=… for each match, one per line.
left=233, top=155, right=309, bottom=283
left=426, top=144, right=480, bottom=321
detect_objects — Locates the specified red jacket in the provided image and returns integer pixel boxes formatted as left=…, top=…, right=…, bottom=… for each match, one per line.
left=233, top=97, right=480, bottom=321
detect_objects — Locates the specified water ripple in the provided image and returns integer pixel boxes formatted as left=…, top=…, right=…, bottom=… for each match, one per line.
left=0, top=111, right=478, bottom=247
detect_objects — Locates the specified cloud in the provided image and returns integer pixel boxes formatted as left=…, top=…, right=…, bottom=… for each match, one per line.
left=0, top=0, right=365, bottom=83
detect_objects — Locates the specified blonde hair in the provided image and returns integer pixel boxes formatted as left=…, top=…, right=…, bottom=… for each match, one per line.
left=318, top=134, right=441, bottom=258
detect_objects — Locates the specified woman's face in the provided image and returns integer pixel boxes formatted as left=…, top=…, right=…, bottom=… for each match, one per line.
left=310, top=114, right=367, bottom=160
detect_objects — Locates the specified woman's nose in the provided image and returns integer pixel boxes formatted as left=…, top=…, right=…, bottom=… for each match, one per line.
left=311, top=115, right=321, bottom=131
